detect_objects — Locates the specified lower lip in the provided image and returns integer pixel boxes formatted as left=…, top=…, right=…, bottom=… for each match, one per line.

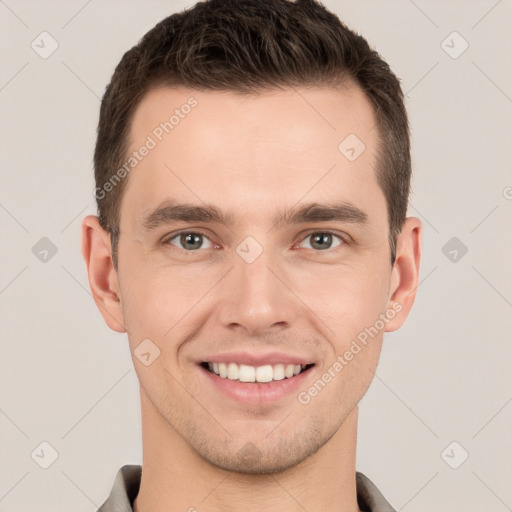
left=199, top=364, right=315, bottom=405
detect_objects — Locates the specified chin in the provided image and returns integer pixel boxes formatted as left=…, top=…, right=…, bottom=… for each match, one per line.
left=194, top=431, right=328, bottom=475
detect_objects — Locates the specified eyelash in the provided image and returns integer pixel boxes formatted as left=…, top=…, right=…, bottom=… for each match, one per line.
left=163, top=229, right=349, bottom=252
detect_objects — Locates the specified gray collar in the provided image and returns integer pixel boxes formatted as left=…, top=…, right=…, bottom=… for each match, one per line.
left=98, top=464, right=396, bottom=512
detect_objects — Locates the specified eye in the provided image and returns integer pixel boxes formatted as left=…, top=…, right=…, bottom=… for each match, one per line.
left=297, top=231, right=346, bottom=251
left=166, top=231, right=214, bottom=251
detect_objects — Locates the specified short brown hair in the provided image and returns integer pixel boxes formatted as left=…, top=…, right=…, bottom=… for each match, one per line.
left=94, top=0, right=411, bottom=268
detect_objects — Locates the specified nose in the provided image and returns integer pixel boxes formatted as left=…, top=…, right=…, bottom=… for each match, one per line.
left=215, top=242, right=300, bottom=337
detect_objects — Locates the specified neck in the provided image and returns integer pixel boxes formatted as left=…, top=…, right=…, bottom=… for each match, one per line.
left=133, top=390, right=361, bottom=512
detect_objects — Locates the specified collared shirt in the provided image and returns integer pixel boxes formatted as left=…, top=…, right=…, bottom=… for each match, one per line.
left=97, top=464, right=396, bottom=512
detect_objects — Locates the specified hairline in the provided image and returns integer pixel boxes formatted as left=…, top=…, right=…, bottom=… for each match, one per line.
left=109, top=80, right=398, bottom=269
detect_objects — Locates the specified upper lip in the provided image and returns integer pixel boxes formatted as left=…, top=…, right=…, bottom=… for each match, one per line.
left=200, top=351, right=314, bottom=367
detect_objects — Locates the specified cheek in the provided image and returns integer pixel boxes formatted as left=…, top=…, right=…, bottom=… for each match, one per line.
left=118, top=235, right=392, bottom=352
left=303, top=260, right=391, bottom=343
left=118, top=264, right=203, bottom=398
left=299, top=267, right=388, bottom=412
left=118, top=250, right=216, bottom=346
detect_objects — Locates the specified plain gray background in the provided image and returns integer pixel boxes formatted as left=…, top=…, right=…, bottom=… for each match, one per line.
left=1, top=0, right=511, bottom=511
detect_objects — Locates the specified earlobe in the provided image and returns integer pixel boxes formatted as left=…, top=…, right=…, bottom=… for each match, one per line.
left=81, top=215, right=126, bottom=333
left=385, top=217, right=422, bottom=332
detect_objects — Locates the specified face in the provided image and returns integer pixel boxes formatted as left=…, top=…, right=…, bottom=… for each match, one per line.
left=90, top=84, right=417, bottom=473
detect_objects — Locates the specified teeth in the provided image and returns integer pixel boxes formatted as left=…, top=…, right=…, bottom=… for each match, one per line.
left=273, top=364, right=285, bottom=381
left=206, top=362, right=310, bottom=382
left=227, top=362, right=238, bottom=380
left=218, top=362, right=228, bottom=378
left=239, top=364, right=255, bottom=382
left=256, top=365, right=273, bottom=383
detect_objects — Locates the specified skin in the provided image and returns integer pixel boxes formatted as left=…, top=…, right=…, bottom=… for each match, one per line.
left=82, top=83, right=421, bottom=512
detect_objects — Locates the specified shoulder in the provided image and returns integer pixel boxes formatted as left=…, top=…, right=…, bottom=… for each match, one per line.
left=356, top=471, right=396, bottom=512
left=97, top=464, right=142, bottom=512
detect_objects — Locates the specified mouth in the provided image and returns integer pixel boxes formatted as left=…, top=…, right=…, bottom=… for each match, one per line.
left=200, top=361, right=315, bottom=383
left=197, top=352, right=317, bottom=404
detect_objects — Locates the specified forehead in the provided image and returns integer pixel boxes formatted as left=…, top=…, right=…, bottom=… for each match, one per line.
left=121, top=84, right=384, bottom=231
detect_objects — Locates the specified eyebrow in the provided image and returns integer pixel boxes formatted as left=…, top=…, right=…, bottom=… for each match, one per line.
left=141, top=199, right=368, bottom=231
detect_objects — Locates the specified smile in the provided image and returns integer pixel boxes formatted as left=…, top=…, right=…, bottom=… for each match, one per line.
left=202, top=361, right=314, bottom=383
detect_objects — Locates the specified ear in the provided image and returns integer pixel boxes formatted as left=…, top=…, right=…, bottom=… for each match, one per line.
left=81, top=215, right=126, bottom=333
left=385, top=217, right=422, bottom=332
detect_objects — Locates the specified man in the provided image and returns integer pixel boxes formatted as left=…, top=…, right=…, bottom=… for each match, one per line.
left=81, top=0, right=421, bottom=510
